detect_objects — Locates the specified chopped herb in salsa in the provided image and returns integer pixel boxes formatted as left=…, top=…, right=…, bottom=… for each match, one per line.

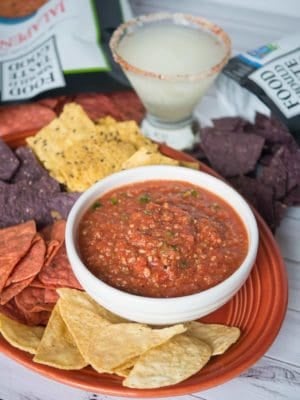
left=139, top=193, right=151, bottom=204
left=110, top=197, right=119, bottom=205
left=182, top=188, right=198, bottom=198
left=91, top=200, right=102, bottom=210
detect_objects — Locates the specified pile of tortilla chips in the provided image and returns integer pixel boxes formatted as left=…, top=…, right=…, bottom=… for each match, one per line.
left=0, top=220, right=81, bottom=326
left=26, top=103, right=198, bottom=192
left=0, top=288, right=240, bottom=389
left=0, top=140, right=81, bottom=229
left=192, top=114, right=300, bottom=230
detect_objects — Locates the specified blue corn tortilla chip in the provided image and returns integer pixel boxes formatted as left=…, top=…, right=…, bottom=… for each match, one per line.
left=259, top=154, right=273, bottom=166
left=212, top=117, right=247, bottom=132
left=258, top=148, right=287, bottom=200
left=0, top=176, right=60, bottom=229
left=228, top=175, right=276, bottom=230
left=280, top=147, right=300, bottom=191
left=283, top=186, right=300, bottom=207
left=255, top=113, right=294, bottom=145
left=12, top=146, right=50, bottom=183
left=47, top=192, right=81, bottom=220
left=189, top=114, right=299, bottom=230
left=201, top=130, right=265, bottom=177
left=0, top=139, right=20, bottom=181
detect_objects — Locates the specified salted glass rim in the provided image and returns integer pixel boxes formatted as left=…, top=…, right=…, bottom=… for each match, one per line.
left=109, top=12, right=232, bottom=82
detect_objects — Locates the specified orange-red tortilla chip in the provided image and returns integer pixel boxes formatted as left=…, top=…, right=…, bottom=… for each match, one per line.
left=28, top=280, right=59, bottom=304
left=30, top=278, right=47, bottom=288
left=13, top=284, right=59, bottom=326
left=14, top=286, right=55, bottom=326
left=0, top=235, right=46, bottom=305
left=40, top=220, right=66, bottom=269
left=73, top=93, right=123, bottom=121
left=0, top=278, right=33, bottom=306
left=109, top=91, right=145, bottom=123
left=44, top=288, right=59, bottom=304
left=0, top=299, right=27, bottom=324
left=38, top=244, right=82, bottom=289
left=0, top=221, right=36, bottom=293
left=23, top=310, right=51, bottom=326
left=5, top=234, right=46, bottom=285
left=0, top=103, right=55, bottom=137
left=41, top=219, right=66, bottom=243
left=44, top=240, right=61, bottom=266
left=38, top=221, right=81, bottom=290
left=15, top=287, right=55, bottom=314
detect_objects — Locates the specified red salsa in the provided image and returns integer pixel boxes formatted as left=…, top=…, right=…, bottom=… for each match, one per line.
left=78, top=180, right=248, bottom=298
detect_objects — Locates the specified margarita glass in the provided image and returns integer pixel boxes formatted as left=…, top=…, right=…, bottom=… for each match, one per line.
left=110, top=13, right=231, bottom=150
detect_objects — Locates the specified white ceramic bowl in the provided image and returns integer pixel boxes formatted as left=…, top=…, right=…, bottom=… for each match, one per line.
left=66, top=165, right=259, bottom=325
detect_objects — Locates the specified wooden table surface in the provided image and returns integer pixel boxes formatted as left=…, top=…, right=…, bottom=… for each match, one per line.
left=1, top=1, right=299, bottom=399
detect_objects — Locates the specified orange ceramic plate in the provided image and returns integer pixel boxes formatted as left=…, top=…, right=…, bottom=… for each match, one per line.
left=0, top=135, right=288, bottom=397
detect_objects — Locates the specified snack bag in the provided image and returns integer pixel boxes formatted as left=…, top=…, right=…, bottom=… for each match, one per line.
left=0, top=0, right=132, bottom=103
left=217, top=33, right=300, bottom=144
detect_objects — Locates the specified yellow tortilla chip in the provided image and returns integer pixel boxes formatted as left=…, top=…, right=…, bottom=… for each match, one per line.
left=27, top=104, right=158, bottom=191
left=59, top=140, right=136, bottom=191
left=0, top=313, right=44, bottom=354
left=34, top=303, right=87, bottom=369
left=179, top=160, right=200, bottom=170
left=87, top=322, right=186, bottom=372
left=186, top=321, right=241, bottom=355
left=59, top=103, right=96, bottom=134
left=96, top=116, right=117, bottom=126
left=121, top=146, right=180, bottom=169
left=115, top=121, right=156, bottom=150
left=57, top=288, right=125, bottom=324
left=27, top=103, right=97, bottom=155
left=27, top=102, right=198, bottom=192
left=114, top=367, right=133, bottom=378
left=96, top=118, right=157, bottom=150
left=58, top=301, right=110, bottom=369
left=57, top=290, right=125, bottom=367
left=113, top=356, right=139, bottom=377
left=123, top=334, right=212, bottom=388
left=26, top=104, right=99, bottom=191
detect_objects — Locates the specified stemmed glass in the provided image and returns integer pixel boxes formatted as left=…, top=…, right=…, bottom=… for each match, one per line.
left=110, top=13, right=231, bottom=150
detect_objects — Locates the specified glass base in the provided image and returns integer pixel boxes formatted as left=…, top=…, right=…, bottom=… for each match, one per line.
left=141, top=117, right=197, bottom=151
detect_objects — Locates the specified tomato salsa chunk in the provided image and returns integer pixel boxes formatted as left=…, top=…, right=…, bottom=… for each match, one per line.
left=78, top=180, right=248, bottom=298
